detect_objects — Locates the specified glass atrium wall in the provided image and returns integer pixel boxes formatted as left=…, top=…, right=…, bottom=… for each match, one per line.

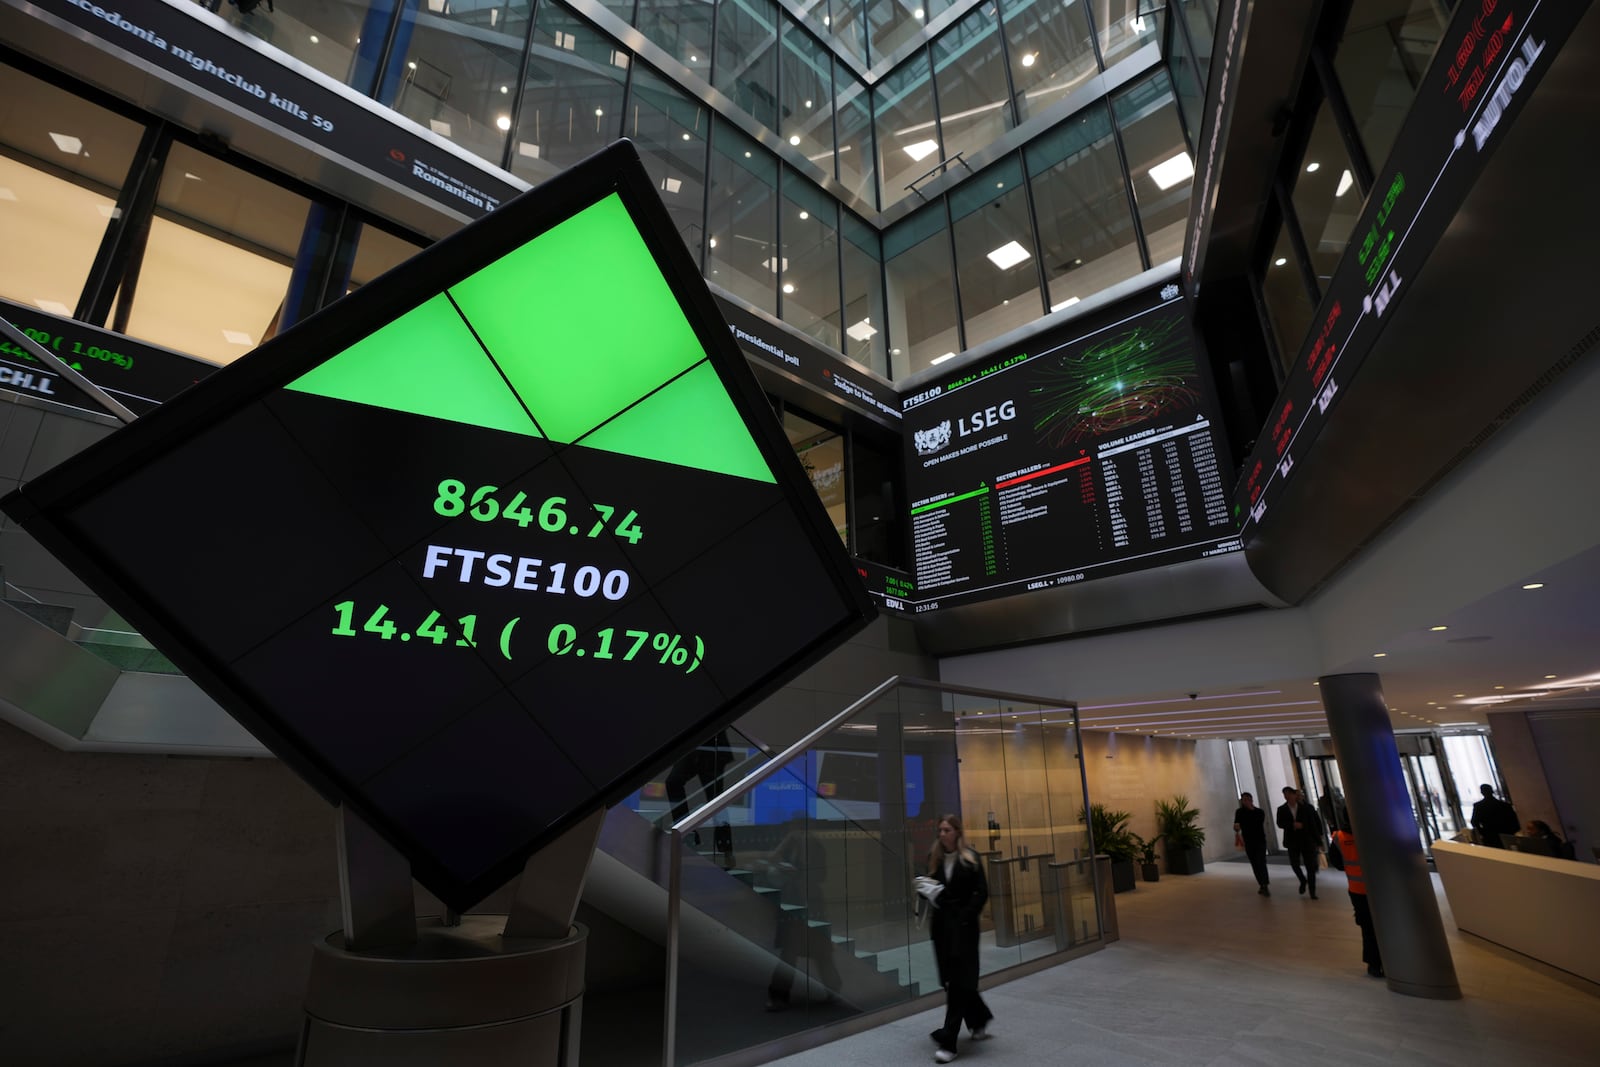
left=199, top=0, right=1205, bottom=383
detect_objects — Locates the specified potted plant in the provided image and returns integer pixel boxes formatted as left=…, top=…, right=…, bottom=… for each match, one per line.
left=1083, top=804, right=1138, bottom=892
left=1132, top=833, right=1162, bottom=882
left=1156, top=795, right=1207, bottom=875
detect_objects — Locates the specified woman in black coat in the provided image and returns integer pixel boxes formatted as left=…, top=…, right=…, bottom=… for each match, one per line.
left=915, top=813, right=994, bottom=1062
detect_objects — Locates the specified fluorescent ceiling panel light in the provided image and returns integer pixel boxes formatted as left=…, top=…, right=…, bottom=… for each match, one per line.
left=661, top=177, right=682, bottom=194
left=518, top=142, right=541, bottom=158
left=222, top=330, right=255, bottom=346
left=986, top=240, right=1031, bottom=270
left=429, top=119, right=452, bottom=137
left=902, top=139, right=939, bottom=162
left=846, top=318, right=878, bottom=341
left=1050, top=296, right=1080, bottom=312
left=34, top=300, right=71, bottom=315
left=1336, top=169, right=1354, bottom=196
left=1148, top=152, right=1194, bottom=190
left=761, top=256, right=789, bottom=273
left=48, top=132, right=83, bottom=154
left=929, top=352, right=957, bottom=365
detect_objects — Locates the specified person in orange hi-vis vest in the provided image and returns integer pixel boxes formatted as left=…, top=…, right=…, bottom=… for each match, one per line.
left=1331, top=822, right=1383, bottom=978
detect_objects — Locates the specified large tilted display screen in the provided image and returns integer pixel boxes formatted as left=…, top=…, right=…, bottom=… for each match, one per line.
left=1, top=141, right=874, bottom=910
left=902, top=289, right=1239, bottom=611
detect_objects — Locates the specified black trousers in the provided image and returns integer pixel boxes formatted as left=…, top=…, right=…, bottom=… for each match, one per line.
left=1287, top=845, right=1319, bottom=893
left=1350, top=892, right=1382, bottom=970
left=1244, top=840, right=1269, bottom=886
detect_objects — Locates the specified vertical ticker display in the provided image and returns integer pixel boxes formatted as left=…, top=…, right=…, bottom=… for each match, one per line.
left=903, top=289, right=1239, bottom=612
left=1, top=142, right=874, bottom=911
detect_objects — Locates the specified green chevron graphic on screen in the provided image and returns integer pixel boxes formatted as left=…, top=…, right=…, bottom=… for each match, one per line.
left=285, top=293, right=541, bottom=439
left=283, top=193, right=769, bottom=483
left=580, top=361, right=774, bottom=483
left=449, top=194, right=706, bottom=444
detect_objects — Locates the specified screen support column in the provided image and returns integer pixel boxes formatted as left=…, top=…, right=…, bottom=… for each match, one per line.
left=1320, top=672, right=1460, bottom=999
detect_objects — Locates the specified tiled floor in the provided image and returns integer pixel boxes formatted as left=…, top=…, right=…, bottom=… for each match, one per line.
left=764, top=860, right=1600, bottom=1066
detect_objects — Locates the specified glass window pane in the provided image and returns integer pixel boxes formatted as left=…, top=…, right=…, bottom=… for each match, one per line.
left=789, top=0, right=834, bottom=50
left=852, top=433, right=907, bottom=568
left=831, top=0, right=871, bottom=67
left=841, top=211, right=887, bottom=375
left=625, top=66, right=710, bottom=258
left=1024, top=104, right=1142, bottom=312
left=781, top=21, right=835, bottom=166
left=781, top=176, right=842, bottom=352
left=950, top=156, right=1042, bottom=350
left=884, top=204, right=959, bottom=377
left=835, top=74, right=876, bottom=205
left=1092, top=1, right=1164, bottom=68
left=1261, top=221, right=1315, bottom=377
left=714, top=0, right=779, bottom=132
left=1113, top=72, right=1192, bottom=267
left=117, top=144, right=313, bottom=365
left=345, top=222, right=425, bottom=292
left=1164, top=9, right=1206, bottom=141
left=1290, top=95, right=1361, bottom=294
left=706, top=122, right=777, bottom=313
left=1002, top=0, right=1100, bottom=124
left=934, top=5, right=1012, bottom=160
left=1180, top=0, right=1217, bottom=90
left=875, top=55, right=938, bottom=210
left=785, top=410, right=847, bottom=544
left=219, top=0, right=418, bottom=94
left=511, top=4, right=629, bottom=186
left=1334, top=0, right=1448, bottom=175
left=392, top=5, right=527, bottom=167
left=635, top=0, right=715, bottom=76
left=0, top=62, right=144, bottom=314
left=872, top=5, right=928, bottom=61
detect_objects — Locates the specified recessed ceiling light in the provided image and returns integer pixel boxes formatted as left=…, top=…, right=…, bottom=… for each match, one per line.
left=1274, top=257, right=1288, bottom=266
left=789, top=134, right=801, bottom=146
left=929, top=352, right=957, bottom=365
left=1336, top=169, right=1354, bottom=196
left=1021, top=52, right=1036, bottom=68
left=782, top=283, right=795, bottom=294
left=1149, top=152, right=1194, bottom=189
left=902, top=139, right=939, bottom=162
left=495, top=115, right=511, bottom=131
left=1523, top=582, right=1545, bottom=589
left=1305, top=161, right=1320, bottom=173
left=798, top=210, right=809, bottom=220
left=804, top=99, right=813, bottom=108
left=1373, top=652, right=1387, bottom=658
left=1493, top=685, right=1504, bottom=690
left=309, top=34, right=320, bottom=44
left=595, top=107, right=604, bottom=117
left=502, top=86, right=510, bottom=94
left=1430, top=625, right=1448, bottom=631
left=1544, top=674, right=1558, bottom=680
left=1453, top=693, right=1465, bottom=698
left=682, top=132, right=692, bottom=141
left=48, top=132, right=83, bottom=154
left=914, top=7, right=925, bottom=18
left=986, top=240, right=1031, bottom=270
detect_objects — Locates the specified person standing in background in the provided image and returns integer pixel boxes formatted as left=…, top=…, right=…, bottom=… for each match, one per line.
left=1470, top=784, right=1520, bottom=847
left=1330, top=821, right=1383, bottom=977
left=1276, top=786, right=1324, bottom=899
left=1233, top=792, right=1271, bottom=896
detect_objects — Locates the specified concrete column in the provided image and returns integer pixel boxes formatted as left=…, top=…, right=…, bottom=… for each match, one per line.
left=1320, top=672, right=1461, bottom=999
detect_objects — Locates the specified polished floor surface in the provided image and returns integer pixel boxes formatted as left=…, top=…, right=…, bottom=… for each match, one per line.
left=766, top=859, right=1600, bottom=1067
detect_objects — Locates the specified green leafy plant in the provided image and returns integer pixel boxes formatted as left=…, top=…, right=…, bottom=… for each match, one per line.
left=1155, top=795, right=1206, bottom=850
left=1082, top=803, right=1137, bottom=861
left=1131, top=832, right=1161, bottom=865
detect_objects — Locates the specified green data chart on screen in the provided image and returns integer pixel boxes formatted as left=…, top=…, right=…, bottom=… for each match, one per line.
left=1, top=142, right=874, bottom=912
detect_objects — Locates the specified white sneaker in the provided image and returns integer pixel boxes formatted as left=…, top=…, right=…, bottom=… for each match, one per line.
left=934, top=1050, right=958, bottom=1064
left=970, top=1026, right=990, bottom=1041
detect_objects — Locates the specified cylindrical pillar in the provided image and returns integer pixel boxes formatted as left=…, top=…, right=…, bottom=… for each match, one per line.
left=298, top=916, right=588, bottom=1065
left=1320, top=673, right=1460, bottom=999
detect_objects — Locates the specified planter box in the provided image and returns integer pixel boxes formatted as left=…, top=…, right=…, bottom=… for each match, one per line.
left=1166, top=846, right=1205, bottom=875
left=1110, top=858, right=1137, bottom=892
left=1140, top=862, right=1160, bottom=883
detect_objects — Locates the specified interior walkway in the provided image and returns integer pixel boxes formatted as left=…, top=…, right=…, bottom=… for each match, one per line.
left=767, top=859, right=1600, bottom=1067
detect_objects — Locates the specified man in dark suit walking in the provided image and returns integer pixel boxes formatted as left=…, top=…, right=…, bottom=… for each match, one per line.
left=1276, top=786, right=1324, bottom=899
left=1470, top=784, right=1520, bottom=848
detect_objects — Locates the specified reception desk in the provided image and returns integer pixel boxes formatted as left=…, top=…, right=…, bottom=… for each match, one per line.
left=1431, top=839, right=1600, bottom=984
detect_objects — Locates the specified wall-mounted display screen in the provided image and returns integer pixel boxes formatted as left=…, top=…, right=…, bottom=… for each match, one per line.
left=902, top=288, right=1239, bottom=611
left=1, top=141, right=874, bottom=911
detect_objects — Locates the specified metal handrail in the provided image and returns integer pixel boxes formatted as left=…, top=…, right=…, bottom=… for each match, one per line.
left=672, top=675, right=1079, bottom=835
